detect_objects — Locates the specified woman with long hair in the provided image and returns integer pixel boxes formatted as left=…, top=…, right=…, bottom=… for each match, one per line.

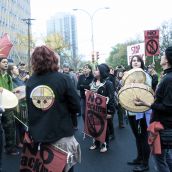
left=126, top=55, right=151, bottom=172
left=88, top=63, right=115, bottom=153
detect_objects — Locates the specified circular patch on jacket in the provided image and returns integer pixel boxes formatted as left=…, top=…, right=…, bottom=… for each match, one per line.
left=30, top=85, right=55, bottom=110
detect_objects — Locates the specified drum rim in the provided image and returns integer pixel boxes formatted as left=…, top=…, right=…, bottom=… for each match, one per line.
left=118, top=83, right=154, bottom=112
left=122, top=68, right=147, bottom=85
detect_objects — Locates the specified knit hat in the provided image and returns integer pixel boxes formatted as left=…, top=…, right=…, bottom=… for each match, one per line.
left=165, top=46, right=172, bottom=66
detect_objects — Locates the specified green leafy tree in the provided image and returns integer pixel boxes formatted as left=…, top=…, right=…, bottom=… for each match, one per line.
left=106, top=39, right=142, bottom=68
left=159, top=20, right=172, bottom=53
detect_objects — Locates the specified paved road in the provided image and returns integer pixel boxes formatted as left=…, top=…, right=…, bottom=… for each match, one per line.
left=2, top=116, right=156, bottom=172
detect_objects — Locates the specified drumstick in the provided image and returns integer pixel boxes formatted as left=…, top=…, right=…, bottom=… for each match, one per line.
left=0, top=88, right=5, bottom=117
left=13, top=115, right=28, bottom=130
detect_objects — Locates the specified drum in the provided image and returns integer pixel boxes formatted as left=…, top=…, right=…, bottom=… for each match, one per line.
left=122, top=68, right=146, bottom=85
left=118, top=83, right=154, bottom=112
left=13, top=86, right=26, bottom=100
left=0, top=88, right=18, bottom=109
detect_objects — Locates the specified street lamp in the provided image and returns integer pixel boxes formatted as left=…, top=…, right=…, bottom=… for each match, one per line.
left=22, top=18, right=35, bottom=72
left=73, top=7, right=110, bottom=63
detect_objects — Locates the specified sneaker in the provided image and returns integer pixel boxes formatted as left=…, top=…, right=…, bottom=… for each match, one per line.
left=133, top=164, right=149, bottom=172
left=89, top=144, right=97, bottom=150
left=119, top=124, right=125, bottom=128
left=100, top=146, right=107, bottom=153
left=6, top=148, right=20, bottom=155
left=127, top=158, right=143, bottom=165
left=100, top=143, right=107, bottom=153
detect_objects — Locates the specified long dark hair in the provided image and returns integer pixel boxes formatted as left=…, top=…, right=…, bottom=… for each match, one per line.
left=130, top=55, right=145, bottom=70
left=31, top=45, right=59, bottom=75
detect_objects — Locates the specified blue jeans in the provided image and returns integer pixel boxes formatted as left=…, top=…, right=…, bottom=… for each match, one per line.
left=153, top=149, right=172, bottom=172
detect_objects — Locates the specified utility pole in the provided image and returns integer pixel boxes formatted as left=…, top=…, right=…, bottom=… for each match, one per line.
left=22, top=18, right=35, bottom=72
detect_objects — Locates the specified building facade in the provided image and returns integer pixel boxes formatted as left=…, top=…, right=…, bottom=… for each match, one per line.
left=46, top=12, right=78, bottom=60
left=0, top=0, right=31, bottom=63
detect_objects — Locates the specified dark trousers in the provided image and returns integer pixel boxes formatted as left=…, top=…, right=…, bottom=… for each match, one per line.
left=0, top=118, right=2, bottom=169
left=80, top=98, right=86, bottom=121
left=63, top=166, right=74, bottom=172
left=108, top=117, right=115, bottom=136
left=153, top=149, right=172, bottom=172
left=1, top=109, right=16, bottom=151
left=71, top=114, right=78, bottom=128
left=117, top=104, right=125, bottom=126
left=128, top=115, right=150, bottom=165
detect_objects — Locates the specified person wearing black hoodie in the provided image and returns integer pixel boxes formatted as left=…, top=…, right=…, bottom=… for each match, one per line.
left=89, top=63, right=115, bottom=153
left=134, top=46, right=172, bottom=172
left=77, top=64, right=94, bottom=121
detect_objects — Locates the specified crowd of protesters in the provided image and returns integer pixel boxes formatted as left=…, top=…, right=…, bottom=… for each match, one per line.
left=0, top=45, right=172, bottom=172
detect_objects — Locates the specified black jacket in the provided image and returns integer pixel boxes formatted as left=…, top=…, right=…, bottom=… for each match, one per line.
left=26, top=72, right=80, bottom=143
left=91, top=63, right=116, bottom=115
left=151, top=68, right=172, bottom=128
left=151, top=74, right=158, bottom=91
left=77, top=74, right=93, bottom=99
left=97, top=80, right=116, bottom=115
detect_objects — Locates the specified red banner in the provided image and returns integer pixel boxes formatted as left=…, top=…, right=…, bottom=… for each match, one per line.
left=84, top=90, right=107, bottom=143
left=144, top=30, right=160, bottom=56
left=0, top=33, right=13, bottom=58
left=20, top=143, right=67, bottom=172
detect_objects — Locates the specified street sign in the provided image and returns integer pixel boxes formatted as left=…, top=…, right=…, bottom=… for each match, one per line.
left=127, top=43, right=145, bottom=65
left=144, top=30, right=160, bottom=56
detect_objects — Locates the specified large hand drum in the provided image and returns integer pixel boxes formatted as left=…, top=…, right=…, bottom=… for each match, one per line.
left=13, top=86, right=26, bottom=100
left=0, top=88, right=18, bottom=109
left=118, top=83, right=154, bottom=112
left=122, top=68, right=146, bottom=85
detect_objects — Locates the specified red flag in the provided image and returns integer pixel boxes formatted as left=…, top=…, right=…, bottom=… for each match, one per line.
left=84, top=90, right=107, bottom=143
left=20, top=143, right=68, bottom=172
left=0, top=33, right=13, bottom=58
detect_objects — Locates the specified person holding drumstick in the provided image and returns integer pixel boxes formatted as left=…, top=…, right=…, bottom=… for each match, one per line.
left=134, top=47, right=172, bottom=172
left=0, top=57, right=19, bottom=155
left=126, top=55, right=151, bottom=172
left=24, top=46, right=81, bottom=172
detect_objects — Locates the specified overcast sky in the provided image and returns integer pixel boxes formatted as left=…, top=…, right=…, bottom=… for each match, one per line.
left=30, top=0, right=172, bottom=62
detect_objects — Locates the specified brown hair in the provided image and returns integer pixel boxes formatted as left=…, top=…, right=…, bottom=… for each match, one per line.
left=31, top=45, right=59, bottom=75
left=130, top=55, right=145, bottom=70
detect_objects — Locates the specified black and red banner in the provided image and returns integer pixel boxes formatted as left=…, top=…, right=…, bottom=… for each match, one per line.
left=84, top=90, right=107, bottom=143
left=20, top=143, right=67, bottom=172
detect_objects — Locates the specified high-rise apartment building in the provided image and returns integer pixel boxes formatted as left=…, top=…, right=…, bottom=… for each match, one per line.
left=0, top=0, right=31, bottom=62
left=47, top=12, right=78, bottom=59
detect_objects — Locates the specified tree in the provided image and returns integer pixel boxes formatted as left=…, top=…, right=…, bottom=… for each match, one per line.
left=14, top=33, right=35, bottom=64
left=44, top=33, right=82, bottom=70
left=106, top=39, right=142, bottom=68
left=159, top=20, right=172, bottom=53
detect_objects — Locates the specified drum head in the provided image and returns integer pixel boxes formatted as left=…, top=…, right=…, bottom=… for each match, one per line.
left=118, top=83, right=154, bottom=112
left=0, top=88, right=18, bottom=109
left=122, top=68, right=146, bottom=85
left=13, top=86, right=26, bottom=100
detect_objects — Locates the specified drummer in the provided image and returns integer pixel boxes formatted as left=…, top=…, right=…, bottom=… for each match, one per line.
left=0, top=57, right=19, bottom=155
left=126, top=55, right=151, bottom=172
left=7, top=64, right=26, bottom=148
